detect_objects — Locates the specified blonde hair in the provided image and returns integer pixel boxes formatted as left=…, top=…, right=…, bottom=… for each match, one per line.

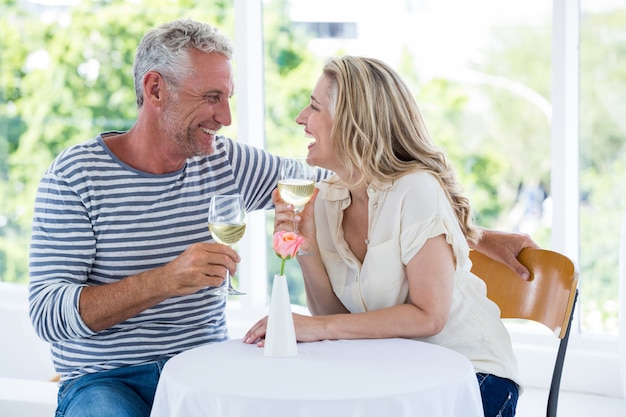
left=323, top=55, right=481, bottom=241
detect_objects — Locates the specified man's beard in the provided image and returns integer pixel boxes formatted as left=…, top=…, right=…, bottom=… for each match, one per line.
left=162, top=94, right=211, bottom=157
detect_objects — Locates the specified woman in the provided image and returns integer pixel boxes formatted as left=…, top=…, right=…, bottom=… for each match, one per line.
left=244, top=56, right=520, bottom=417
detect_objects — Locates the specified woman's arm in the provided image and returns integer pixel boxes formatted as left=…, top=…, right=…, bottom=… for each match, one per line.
left=244, top=234, right=455, bottom=344
left=301, top=234, right=455, bottom=341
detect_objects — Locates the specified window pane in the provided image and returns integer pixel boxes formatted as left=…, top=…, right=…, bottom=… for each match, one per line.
left=579, top=1, right=626, bottom=334
left=263, top=0, right=554, bottom=302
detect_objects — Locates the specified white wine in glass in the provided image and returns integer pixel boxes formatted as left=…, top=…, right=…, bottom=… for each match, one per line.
left=278, top=157, right=316, bottom=232
left=207, top=194, right=246, bottom=296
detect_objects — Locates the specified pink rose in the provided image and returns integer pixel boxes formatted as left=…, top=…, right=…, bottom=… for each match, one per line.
left=273, top=231, right=304, bottom=259
left=273, top=231, right=304, bottom=275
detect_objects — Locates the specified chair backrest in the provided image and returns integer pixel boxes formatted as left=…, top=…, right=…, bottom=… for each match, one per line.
left=469, top=247, right=579, bottom=417
left=469, top=248, right=578, bottom=338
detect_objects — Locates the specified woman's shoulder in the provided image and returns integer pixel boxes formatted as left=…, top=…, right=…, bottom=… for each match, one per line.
left=318, top=173, right=342, bottom=189
left=394, top=170, right=441, bottom=193
left=317, top=174, right=349, bottom=201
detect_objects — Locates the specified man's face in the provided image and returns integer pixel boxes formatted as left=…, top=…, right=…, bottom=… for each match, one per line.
left=162, top=49, right=234, bottom=157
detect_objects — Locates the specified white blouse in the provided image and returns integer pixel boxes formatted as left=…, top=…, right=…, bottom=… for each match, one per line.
left=314, top=171, right=520, bottom=386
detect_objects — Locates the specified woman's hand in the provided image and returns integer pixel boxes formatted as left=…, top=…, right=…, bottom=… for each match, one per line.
left=242, top=313, right=326, bottom=346
left=272, top=188, right=319, bottom=253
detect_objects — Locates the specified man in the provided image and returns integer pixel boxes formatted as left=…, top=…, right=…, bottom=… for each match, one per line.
left=28, top=18, right=537, bottom=417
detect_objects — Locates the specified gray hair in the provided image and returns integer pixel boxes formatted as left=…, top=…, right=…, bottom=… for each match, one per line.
left=133, top=18, right=234, bottom=107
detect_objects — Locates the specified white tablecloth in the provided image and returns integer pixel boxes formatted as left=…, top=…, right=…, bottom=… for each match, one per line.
left=150, top=338, right=484, bottom=417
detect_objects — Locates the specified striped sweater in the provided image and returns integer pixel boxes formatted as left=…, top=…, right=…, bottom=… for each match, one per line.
left=28, top=133, right=279, bottom=381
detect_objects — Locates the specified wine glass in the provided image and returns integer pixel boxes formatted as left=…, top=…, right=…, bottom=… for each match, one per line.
left=207, top=194, right=247, bottom=296
left=278, top=157, right=316, bottom=233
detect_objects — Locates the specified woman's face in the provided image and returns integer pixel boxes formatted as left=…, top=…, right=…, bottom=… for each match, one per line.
left=295, top=74, right=339, bottom=171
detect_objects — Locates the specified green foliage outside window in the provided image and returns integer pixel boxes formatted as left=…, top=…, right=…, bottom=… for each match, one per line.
left=1, top=0, right=624, bottom=334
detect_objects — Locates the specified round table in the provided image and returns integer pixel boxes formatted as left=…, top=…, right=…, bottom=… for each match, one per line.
left=150, top=338, right=484, bottom=417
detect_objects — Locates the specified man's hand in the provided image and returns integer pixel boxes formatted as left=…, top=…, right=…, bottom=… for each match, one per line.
left=470, top=229, right=540, bottom=280
left=79, top=242, right=240, bottom=332
left=160, top=242, right=240, bottom=296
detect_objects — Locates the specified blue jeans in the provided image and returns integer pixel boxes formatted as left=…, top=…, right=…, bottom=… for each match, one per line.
left=476, top=373, right=519, bottom=417
left=56, top=359, right=169, bottom=417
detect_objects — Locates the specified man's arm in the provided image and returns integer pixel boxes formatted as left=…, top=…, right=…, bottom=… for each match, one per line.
left=78, top=242, right=238, bottom=332
left=28, top=170, right=238, bottom=340
left=469, top=229, right=540, bottom=280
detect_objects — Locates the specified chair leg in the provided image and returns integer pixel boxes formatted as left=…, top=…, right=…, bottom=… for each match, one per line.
left=546, top=290, right=578, bottom=417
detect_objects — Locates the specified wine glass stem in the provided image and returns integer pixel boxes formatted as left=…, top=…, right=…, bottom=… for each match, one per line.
left=225, top=269, right=231, bottom=289
left=293, top=209, right=300, bottom=233
left=225, top=245, right=234, bottom=289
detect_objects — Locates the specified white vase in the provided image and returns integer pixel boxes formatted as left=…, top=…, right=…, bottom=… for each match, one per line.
left=264, top=274, right=298, bottom=357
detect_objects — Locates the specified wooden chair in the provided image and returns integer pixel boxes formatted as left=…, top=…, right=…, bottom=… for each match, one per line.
left=469, top=248, right=579, bottom=417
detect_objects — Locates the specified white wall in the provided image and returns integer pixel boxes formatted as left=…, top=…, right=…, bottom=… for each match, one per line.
left=0, top=282, right=57, bottom=416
